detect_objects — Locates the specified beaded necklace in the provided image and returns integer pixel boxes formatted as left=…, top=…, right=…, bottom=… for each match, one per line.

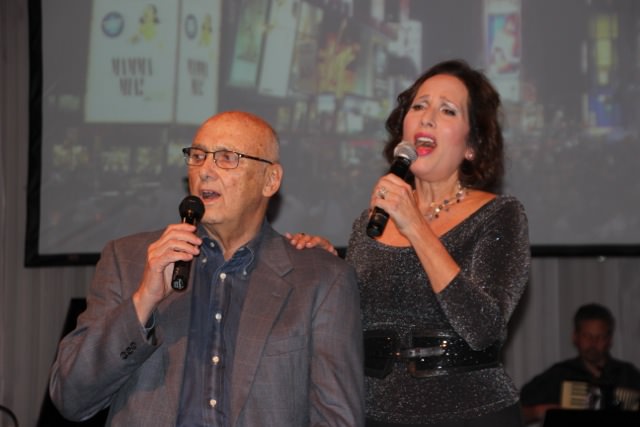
left=424, top=182, right=468, bottom=221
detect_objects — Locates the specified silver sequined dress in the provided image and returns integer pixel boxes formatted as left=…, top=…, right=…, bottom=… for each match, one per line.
left=346, top=195, right=531, bottom=425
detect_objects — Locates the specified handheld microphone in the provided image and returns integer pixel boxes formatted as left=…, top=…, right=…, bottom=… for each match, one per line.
left=366, top=141, right=418, bottom=238
left=171, top=195, right=205, bottom=291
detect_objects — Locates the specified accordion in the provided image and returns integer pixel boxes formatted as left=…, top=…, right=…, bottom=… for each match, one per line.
left=561, top=380, right=640, bottom=411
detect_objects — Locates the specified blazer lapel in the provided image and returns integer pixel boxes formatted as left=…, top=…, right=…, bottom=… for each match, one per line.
left=229, top=231, right=293, bottom=426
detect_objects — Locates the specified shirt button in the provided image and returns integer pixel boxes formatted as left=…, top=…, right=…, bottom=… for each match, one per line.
left=215, top=312, right=222, bottom=321
left=219, top=272, right=226, bottom=280
left=209, top=241, right=215, bottom=248
left=201, top=257, right=207, bottom=264
left=209, top=399, right=217, bottom=408
left=212, top=355, right=220, bottom=364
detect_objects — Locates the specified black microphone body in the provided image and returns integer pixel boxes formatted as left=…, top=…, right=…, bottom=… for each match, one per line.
left=171, top=195, right=205, bottom=291
left=366, top=142, right=417, bottom=238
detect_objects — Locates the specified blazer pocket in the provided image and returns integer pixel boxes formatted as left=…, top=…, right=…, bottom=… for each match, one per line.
left=263, top=334, right=308, bottom=356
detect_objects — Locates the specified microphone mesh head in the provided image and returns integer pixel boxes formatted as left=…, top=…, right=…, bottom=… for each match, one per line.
left=393, top=141, right=418, bottom=162
left=179, top=195, right=205, bottom=221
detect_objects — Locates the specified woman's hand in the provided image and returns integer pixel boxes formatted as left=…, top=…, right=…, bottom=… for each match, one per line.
left=285, top=232, right=338, bottom=256
left=370, top=174, right=424, bottom=235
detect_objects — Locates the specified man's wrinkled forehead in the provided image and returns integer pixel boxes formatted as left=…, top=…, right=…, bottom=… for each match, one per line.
left=194, top=115, right=277, bottom=159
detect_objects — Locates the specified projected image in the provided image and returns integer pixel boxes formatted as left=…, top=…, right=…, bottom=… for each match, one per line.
left=228, top=0, right=269, bottom=88
left=488, top=13, right=520, bottom=75
left=85, top=0, right=179, bottom=122
left=129, top=4, right=161, bottom=44
left=290, top=2, right=323, bottom=95
left=27, top=0, right=640, bottom=265
left=484, top=0, right=521, bottom=102
left=175, top=0, right=222, bottom=124
left=258, top=0, right=298, bottom=97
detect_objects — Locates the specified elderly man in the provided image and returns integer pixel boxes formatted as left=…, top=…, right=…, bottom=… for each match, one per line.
left=49, top=111, right=365, bottom=426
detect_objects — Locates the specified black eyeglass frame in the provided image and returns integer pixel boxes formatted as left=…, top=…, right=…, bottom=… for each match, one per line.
left=182, top=147, right=274, bottom=169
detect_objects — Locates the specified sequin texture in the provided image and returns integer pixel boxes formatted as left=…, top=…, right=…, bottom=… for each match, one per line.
left=346, top=195, right=531, bottom=425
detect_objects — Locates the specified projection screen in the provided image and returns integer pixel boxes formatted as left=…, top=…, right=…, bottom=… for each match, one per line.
left=26, top=0, right=640, bottom=266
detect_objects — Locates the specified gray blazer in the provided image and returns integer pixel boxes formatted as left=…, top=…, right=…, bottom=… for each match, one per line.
left=49, top=225, right=364, bottom=426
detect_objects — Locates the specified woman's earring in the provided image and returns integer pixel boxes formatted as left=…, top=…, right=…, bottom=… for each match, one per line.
left=465, top=151, right=475, bottom=161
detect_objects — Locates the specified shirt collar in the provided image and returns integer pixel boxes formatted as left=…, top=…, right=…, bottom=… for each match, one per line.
left=197, top=220, right=268, bottom=275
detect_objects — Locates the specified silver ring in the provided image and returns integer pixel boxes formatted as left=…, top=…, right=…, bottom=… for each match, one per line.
left=377, top=187, right=388, bottom=199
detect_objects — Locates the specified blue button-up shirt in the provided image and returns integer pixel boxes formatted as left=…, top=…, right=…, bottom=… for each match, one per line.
left=176, top=223, right=261, bottom=426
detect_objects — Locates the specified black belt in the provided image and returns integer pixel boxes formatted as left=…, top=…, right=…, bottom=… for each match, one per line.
left=364, top=329, right=499, bottom=379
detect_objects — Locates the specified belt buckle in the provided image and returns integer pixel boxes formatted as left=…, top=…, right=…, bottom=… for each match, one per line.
left=406, top=332, right=452, bottom=377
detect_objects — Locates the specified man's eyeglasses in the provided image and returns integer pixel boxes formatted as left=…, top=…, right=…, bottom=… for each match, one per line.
left=182, top=147, right=274, bottom=169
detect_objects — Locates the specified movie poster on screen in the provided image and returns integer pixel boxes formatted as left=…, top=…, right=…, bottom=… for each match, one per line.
left=175, top=0, right=222, bottom=124
left=228, top=0, right=269, bottom=88
left=388, top=19, right=422, bottom=77
left=289, top=2, right=323, bottom=95
left=484, top=0, right=521, bottom=102
left=85, top=0, right=179, bottom=122
left=257, top=0, right=298, bottom=97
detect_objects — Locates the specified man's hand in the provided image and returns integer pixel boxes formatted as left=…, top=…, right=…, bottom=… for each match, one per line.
left=133, top=223, right=202, bottom=324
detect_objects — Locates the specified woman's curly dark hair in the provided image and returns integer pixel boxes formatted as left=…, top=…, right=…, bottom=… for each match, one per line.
left=383, top=59, right=504, bottom=192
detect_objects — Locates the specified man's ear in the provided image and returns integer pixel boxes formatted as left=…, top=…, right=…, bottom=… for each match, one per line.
left=263, top=163, right=283, bottom=197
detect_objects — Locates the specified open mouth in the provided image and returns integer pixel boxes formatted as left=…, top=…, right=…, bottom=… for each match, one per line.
left=415, top=136, right=436, bottom=155
left=201, top=190, right=220, bottom=201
